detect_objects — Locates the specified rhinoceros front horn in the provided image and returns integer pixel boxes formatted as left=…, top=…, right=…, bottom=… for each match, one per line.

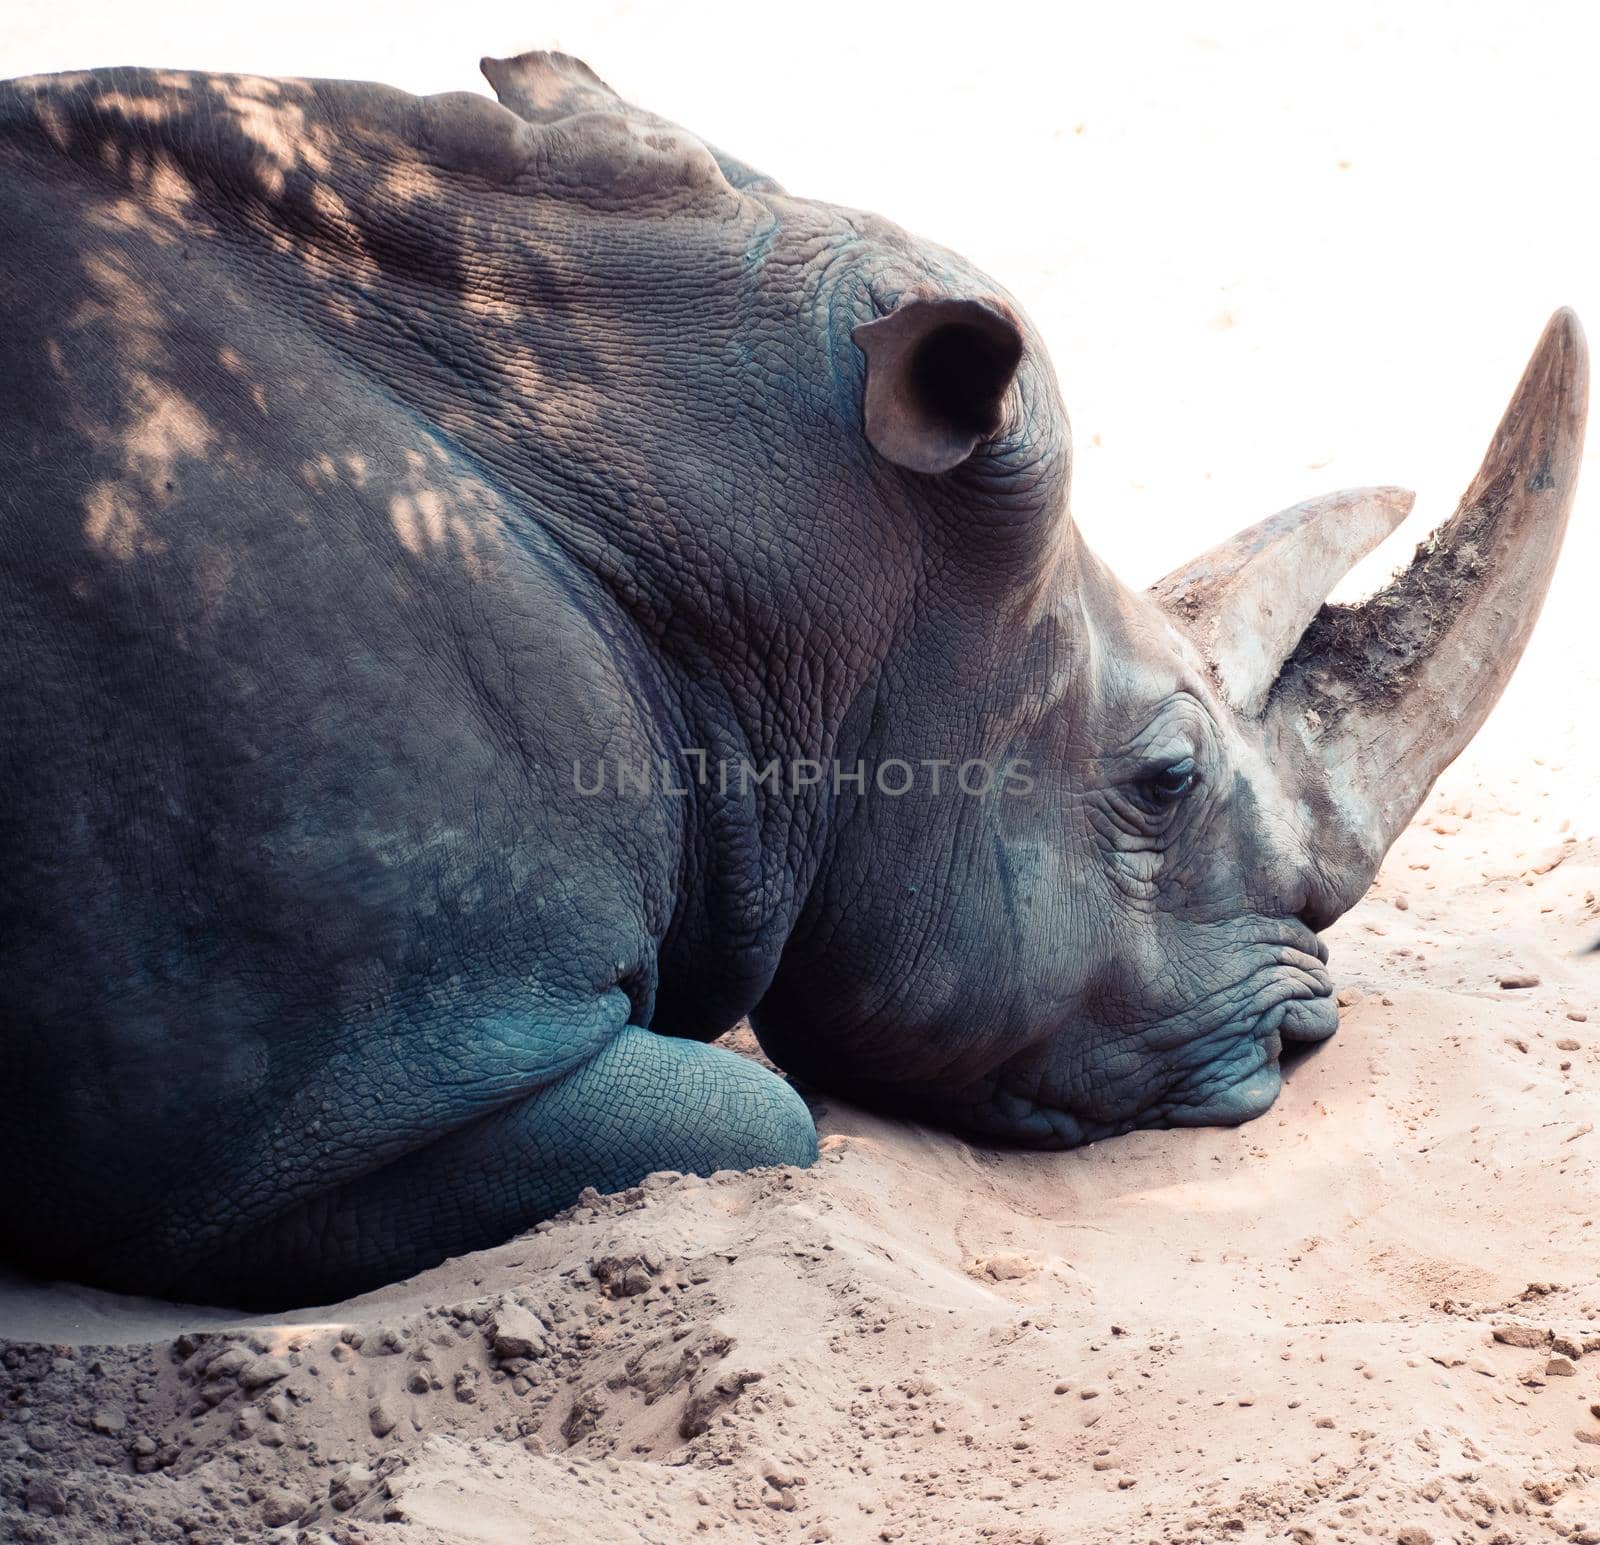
left=1270, top=309, right=1588, bottom=898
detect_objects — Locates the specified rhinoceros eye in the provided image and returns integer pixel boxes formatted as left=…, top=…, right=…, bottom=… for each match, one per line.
left=1145, top=756, right=1199, bottom=805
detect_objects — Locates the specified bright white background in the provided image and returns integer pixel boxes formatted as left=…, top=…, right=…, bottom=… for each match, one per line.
left=7, top=1, right=1596, bottom=762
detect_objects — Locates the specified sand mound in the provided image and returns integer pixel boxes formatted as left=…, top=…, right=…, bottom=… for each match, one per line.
left=2, top=740, right=1598, bottom=1543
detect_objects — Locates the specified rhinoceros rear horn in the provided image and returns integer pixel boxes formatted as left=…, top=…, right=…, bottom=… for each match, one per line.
left=1276, top=309, right=1588, bottom=895
left=853, top=298, right=1024, bottom=474
left=1153, top=485, right=1416, bottom=716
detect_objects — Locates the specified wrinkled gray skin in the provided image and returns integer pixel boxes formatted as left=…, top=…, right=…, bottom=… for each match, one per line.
left=0, top=55, right=1582, bottom=1308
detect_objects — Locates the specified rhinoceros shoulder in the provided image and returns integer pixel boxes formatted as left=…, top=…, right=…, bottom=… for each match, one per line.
left=0, top=65, right=751, bottom=215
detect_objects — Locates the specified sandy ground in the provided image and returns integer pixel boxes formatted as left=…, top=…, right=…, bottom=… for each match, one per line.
left=3, top=4, right=1600, bottom=1542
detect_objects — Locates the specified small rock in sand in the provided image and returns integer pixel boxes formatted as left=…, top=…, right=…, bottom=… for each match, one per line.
left=261, top=1487, right=308, bottom=1528
left=328, top=1463, right=375, bottom=1513
left=238, top=1355, right=290, bottom=1391
left=1546, top=1356, right=1578, bottom=1377
left=1492, top=1324, right=1548, bottom=1348
left=975, top=1253, right=1034, bottom=1281
left=369, top=1398, right=398, bottom=1437
left=491, top=1303, right=550, bottom=1360
left=1396, top=1530, right=1433, bottom=1545
left=1499, top=972, right=1540, bottom=990
left=22, top=1477, right=67, bottom=1517
left=1558, top=1039, right=1582, bottom=1052
left=89, top=1405, right=126, bottom=1435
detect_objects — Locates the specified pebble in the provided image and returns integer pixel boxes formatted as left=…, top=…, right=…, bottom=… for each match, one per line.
left=22, top=1478, right=67, bottom=1517
left=1492, top=1324, right=1547, bottom=1348
left=491, top=1304, right=550, bottom=1360
left=261, top=1488, right=308, bottom=1528
left=327, top=1463, right=375, bottom=1513
left=203, top=1347, right=252, bottom=1381
left=90, top=1405, right=127, bottom=1435
left=1499, top=973, right=1540, bottom=990
left=238, top=1355, right=290, bottom=1391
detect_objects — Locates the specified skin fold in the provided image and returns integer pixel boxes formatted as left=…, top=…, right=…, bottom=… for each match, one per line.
left=0, top=55, right=1582, bottom=1307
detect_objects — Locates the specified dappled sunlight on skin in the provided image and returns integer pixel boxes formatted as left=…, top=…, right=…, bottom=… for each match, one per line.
left=215, top=346, right=270, bottom=415
left=377, top=161, right=441, bottom=207
left=3, top=65, right=640, bottom=589
left=385, top=448, right=501, bottom=573
left=63, top=252, right=218, bottom=561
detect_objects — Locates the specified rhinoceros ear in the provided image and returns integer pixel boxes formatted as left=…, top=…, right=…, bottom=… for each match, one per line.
left=853, top=299, right=1025, bottom=474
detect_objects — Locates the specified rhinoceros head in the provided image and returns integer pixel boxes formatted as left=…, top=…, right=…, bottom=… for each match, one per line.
left=757, top=290, right=1586, bottom=1143
left=482, top=54, right=1586, bottom=1145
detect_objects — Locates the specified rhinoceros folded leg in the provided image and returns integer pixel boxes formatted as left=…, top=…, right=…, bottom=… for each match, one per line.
left=173, top=1029, right=817, bottom=1310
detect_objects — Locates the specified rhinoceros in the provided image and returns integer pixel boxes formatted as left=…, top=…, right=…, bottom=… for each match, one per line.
left=0, top=52, right=1585, bottom=1308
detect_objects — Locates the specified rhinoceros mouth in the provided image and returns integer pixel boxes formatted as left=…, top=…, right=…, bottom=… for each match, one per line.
left=1273, top=991, right=1340, bottom=1044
